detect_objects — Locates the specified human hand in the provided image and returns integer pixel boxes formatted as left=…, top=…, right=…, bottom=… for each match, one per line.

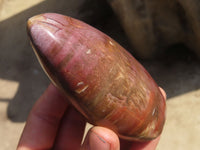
left=17, top=84, right=166, bottom=150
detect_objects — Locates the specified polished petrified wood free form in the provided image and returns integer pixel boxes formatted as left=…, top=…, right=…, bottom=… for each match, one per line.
left=27, top=13, right=166, bottom=141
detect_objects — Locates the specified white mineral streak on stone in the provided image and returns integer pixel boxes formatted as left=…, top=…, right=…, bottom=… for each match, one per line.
left=77, top=81, right=84, bottom=86
left=109, top=40, right=114, bottom=46
left=115, top=65, right=125, bottom=80
left=86, top=49, right=91, bottom=54
left=115, top=72, right=124, bottom=80
left=140, top=120, right=157, bottom=137
left=75, top=85, right=89, bottom=94
left=152, top=108, right=156, bottom=116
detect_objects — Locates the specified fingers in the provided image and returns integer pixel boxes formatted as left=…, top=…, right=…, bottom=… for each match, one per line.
left=130, top=136, right=160, bottom=150
left=17, top=84, right=166, bottom=150
left=120, top=136, right=160, bottom=150
left=52, top=106, right=86, bottom=150
left=80, top=127, right=159, bottom=150
left=17, top=84, right=69, bottom=150
left=81, top=126, right=120, bottom=150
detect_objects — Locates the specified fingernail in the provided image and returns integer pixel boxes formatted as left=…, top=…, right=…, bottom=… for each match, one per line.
left=82, top=131, right=110, bottom=150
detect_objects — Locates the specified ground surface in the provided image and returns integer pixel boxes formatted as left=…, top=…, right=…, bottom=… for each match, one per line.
left=0, top=0, right=200, bottom=149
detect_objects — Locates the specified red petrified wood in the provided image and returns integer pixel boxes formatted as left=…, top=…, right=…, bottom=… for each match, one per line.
left=27, top=13, right=166, bottom=141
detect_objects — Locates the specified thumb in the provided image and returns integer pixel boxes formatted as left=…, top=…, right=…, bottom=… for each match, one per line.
left=80, top=126, right=120, bottom=150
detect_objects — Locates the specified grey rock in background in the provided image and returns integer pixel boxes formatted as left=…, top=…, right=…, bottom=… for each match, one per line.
left=108, top=0, right=200, bottom=59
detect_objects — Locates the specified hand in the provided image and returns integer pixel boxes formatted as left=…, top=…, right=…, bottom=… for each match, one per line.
left=17, top=84, right=166, bottom=150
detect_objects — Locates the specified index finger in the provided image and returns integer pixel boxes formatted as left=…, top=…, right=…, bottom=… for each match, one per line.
left=17, top=84, right=69, bottom=150
left=120, top=136, right=160, bottom=150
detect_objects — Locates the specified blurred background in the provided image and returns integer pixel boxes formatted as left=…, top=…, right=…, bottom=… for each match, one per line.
left=0, top=0, right=199, bottom=149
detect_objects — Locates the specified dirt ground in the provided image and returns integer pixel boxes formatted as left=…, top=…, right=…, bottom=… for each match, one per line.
left=0, top=0, right=200, bottom=149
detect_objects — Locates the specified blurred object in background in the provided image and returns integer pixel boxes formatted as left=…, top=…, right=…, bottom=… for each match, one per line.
left=108, top=0, right=200, bottom=59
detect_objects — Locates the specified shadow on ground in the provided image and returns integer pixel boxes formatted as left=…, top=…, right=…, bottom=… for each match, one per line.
left=0, top=0, right=200, bottom=122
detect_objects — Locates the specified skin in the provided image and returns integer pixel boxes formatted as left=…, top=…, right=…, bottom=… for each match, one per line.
left=17, top=84, right=166, bottom=150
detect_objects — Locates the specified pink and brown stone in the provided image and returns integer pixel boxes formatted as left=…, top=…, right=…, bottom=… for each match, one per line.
left=27, top=13, right=166, bottom=141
